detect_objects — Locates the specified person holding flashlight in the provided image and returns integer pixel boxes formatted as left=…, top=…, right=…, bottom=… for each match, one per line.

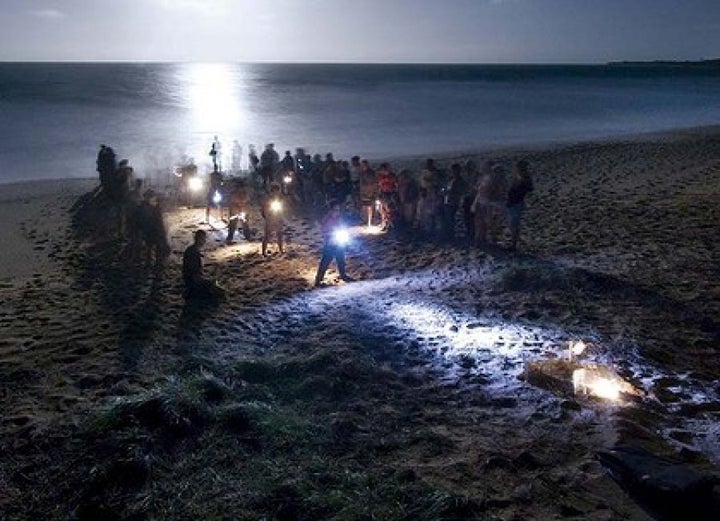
left=261, top=182, right=285, bottom=256
left=314, top=200, right=355, bottom=287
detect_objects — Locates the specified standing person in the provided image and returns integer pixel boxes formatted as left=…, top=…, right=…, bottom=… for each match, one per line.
left=461, top=160, right=479, bottom=245
left=96, top=145, right=108, bottom=187
left=487, top=163, right=509, bottom=243
left=415, top=187, right=439, bottom=239
left=359, top=160, right=378, bottom=227
left=471, top=161, right=494, bottom=246
left=205, top=169, right=224, bottom=223
left=314, top=200, right=355, bottom=287
left=376, top=163, right=399, bottom=231
left=261, top=182, right=285, bottom=256
left=397, top=169, right=419, bottom=231
left=139, top=190, right=170, bottom=268
left=441, top=163, right=467, bottom=241
left=293, top=147, right=309, bottom=201
left=327, top=164, right=352, bottom=206
left=182, top=229, right=226, bottom=300
left=259, top=143, right=279, bottom=189
left=248, top=145, right=260, bottom=173
left=97, top=145, right=117, bottom=193
left=506, top=160, right=534, bottom=251
left=214, top=136, right=223, bottom=170
left=225, top=180, right=252, bottom=244
left=231, top=140, right=243, bottom=173
left=423, top=158, right=445, bottom=191
left=349, top=156, right=362, bottom=209
left=209, top=142, right=218, bottom=172
left=280, top=151, right=295, bottom=196
left=109, top=159, right=133, bottom=238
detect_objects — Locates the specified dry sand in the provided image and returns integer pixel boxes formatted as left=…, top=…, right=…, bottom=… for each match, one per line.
left=1, top=128, right=719, bottom=519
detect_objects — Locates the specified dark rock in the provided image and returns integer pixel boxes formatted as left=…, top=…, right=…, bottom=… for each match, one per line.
left=596, top=445, right=720, bottom=520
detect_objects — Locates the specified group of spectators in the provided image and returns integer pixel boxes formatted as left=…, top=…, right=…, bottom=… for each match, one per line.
left=96, top=145, right=169, bottom=268
left=93, top=141, right=534, bottom=302
left=240, top=145, right=534, bottom=251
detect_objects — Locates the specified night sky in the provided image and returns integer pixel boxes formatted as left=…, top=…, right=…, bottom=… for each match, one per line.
left=1, top=0, right=719, bottom=63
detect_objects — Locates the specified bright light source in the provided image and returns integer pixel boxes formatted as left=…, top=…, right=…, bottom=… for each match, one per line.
left=333, top=227, right=350, bottom=246
left=572, top=368, right=623, bottom=401
left=213, top=190, right=222, bottom=204
left=283, top=175, right=292, bottom=184
left=188, top=177, right=204, bottom=192
left=239, top=212, right=246, bottom=220
left=568, top=340, right=588, bottom=361
left=572, top=340, right=587, bottom=356
left=375, top=199, right=381, bottom=211
left=270, top=200, right=283, bottom=213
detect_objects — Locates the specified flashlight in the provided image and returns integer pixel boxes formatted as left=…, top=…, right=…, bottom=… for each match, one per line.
left=332, top=227, right=350, bottom=247
left=270, top=200, right=283, bottom=213
left=213, top=190, right=222, bottom=204
left=188, top=177, right=204, bottom=192
left=375, top=199, right=381, bottom=211
left=283, top=174, right=292, bottom=184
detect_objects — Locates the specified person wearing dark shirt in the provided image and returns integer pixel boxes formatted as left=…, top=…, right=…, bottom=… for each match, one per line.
left=441, top=163, right=467, bottom=241
left=314, top=200, right=355, bottom=287
left=182, top=230, right=225, bottom=300
left=205, top=170, right=224, bottom=223
left=506, top=160, right=534, bottom=251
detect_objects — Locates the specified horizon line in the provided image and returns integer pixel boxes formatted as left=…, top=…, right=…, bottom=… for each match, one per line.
left=1, top=58, right=717, bottom=66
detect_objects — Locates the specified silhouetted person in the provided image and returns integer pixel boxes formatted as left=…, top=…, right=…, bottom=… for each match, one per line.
left=225, top=180, right=251, bottom=244
left=441, top=163, right=467, bottom=241
left=259, top=143, right=279, bottom=188
left=108, top=158, right=133, bottom=238
left=314, top=200, right=355, bottom=287
left=231, top=140, right=243, bottom=173
left=506, top=160, right=534, bottom=251
left=209, top=135, right=222, bottom=172
left=261, top=183, right=285, bottom=256
left=205, top=169, right=223, bottom=222
left=139, top=190, right=170, bottom=268
left=97, top=145, right=117, bottom=192
left=182, top=229, right=225, bottom=300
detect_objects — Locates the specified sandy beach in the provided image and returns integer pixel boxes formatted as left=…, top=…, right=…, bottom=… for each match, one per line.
left=1, top=127, right=719, bottom=519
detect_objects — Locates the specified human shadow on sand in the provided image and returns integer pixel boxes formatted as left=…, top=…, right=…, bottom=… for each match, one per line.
left=69, top=190, right=173, bottom=370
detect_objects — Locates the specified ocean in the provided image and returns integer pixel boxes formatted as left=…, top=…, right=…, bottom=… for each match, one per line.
left=1, top=62, right=719, bottom=184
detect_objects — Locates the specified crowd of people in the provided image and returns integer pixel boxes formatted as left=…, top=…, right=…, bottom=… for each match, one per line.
left=95, top=140, right=534, bottom=301
left=222, top=143, right=535, bottom=251
left=95, top=145, right=170, bottom=269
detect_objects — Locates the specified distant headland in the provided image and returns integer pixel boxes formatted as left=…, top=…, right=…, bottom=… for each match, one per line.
left=607, top=58, right=720, bottom=67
